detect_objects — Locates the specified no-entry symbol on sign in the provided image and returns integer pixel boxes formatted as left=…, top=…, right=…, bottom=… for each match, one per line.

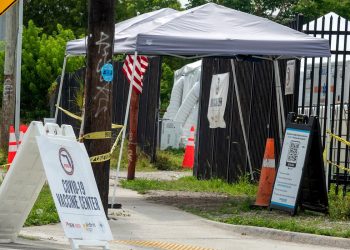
left=0, top=0, right=16, bottom=16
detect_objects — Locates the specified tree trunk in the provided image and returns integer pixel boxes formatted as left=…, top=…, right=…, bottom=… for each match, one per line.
left=0, top=5, right=17, bottom=154
left=127, top=89, right=140, bottom=180
left=83, top=0, right=115, bottom=215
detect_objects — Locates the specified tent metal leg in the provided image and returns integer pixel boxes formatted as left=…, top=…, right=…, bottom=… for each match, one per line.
left=111, top=51, right=138, bottom=206
left=273, top=60, right=285, bottom=146
left=54, top=55, right=68, bottom=123
left=230, top=59, right=254, bottom=180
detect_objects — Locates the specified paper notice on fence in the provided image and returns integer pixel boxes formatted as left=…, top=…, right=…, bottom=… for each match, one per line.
left=36, top=136, right=113, bottom=241
left=207, top=72, right=229, bottom=128
left=285, top=60, right=296, bottom=95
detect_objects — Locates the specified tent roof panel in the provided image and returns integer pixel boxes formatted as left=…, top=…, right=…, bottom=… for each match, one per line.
left=66, top=3, right=331, bottom=58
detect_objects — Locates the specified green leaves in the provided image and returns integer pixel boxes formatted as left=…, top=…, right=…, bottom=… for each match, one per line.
left=19, top=21, right=84, bottom=121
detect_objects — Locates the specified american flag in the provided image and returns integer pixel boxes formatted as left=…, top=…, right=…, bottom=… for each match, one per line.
left=122, top=55, right=149, bottom=94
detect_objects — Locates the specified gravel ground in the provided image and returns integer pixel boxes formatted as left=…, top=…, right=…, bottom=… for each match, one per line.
left=110, top=170, right=192, bottom=181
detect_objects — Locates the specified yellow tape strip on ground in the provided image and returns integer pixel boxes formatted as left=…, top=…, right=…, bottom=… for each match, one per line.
left=324, top=130, right=350, bottom=172
left=56, top=105, right=123, bottom=129
left=89, top=127, right=124, bottom=163
left=80, top=131, right=112, bottom=140
left=113, top=240, right=214, bottom=250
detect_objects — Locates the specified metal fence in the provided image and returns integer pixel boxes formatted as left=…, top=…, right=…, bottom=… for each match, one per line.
left=297, top=13, right=350, bottom=194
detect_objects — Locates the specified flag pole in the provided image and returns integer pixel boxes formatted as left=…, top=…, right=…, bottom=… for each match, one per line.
left=110, top=51, right=138, bottom=207
left=54, top=55, right=68, bottom=123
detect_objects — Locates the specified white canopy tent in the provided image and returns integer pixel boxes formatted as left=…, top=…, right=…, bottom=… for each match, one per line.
left=65, top=3, right=330, bottom=57
left=58, top=3, right=331, bottom=198
left=66, top=8, right=178, bottom=56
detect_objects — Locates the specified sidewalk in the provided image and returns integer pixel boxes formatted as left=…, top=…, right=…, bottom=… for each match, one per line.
left=19, top=182, right=346, bottom=250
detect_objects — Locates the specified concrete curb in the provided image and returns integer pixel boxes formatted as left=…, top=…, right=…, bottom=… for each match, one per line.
left=204, top=220, right=350, bottom=249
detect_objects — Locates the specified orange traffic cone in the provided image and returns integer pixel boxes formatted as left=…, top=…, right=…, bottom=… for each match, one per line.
left=254, top=138, right=276, bottom=207
left=7, top=126, right=17, bottom=166
left=7, top=125, right=28, bottom=169
left=182, top=126, right=195, bottom=169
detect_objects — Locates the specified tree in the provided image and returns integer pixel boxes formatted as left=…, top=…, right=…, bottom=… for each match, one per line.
left=116, top=0, right=182, bottom=22
left=0, top=21, right=84, bottom=121
left=186, top=0, right=298, bottom=23
left=292, top=0, right=350, bottom=22
left=24, top=0, right=182, bottom=36
left=24, top=0, right=87, bottom=35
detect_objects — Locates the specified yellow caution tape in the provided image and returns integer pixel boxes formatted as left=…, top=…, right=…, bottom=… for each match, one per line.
left=326, top=160, right=350, bottom=172
left=90, top=152, right=112, bottom=163
left=89, top=127, right=124, bottom=163
left=324, top=130, right=350, bottom=172
left=112, top=124, right=123, bottom=129
left=56, top=105, right=82, bottom=121
left=326, top=129, right=350, bottom=147
left=80, top=131, right=112, bottom=140
left=110, top=127, right=124, bottom=155
left=56, top=105, right=123, bottom=129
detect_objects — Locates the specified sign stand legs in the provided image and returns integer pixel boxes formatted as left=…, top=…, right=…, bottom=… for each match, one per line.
left=70, top=239, right=110, bottom=250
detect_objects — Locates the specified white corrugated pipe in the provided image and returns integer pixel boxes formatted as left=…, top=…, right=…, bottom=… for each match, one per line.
left=163, top=76, right=185, bottom=120
left=180, top=103, right=199, bottom=147
left=174, top=81, right=200, bottom=125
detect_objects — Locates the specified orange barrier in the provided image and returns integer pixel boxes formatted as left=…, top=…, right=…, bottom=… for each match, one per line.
left=254, top=138, right=276, bottom=207
left=182, top=126, right=195, bottom=169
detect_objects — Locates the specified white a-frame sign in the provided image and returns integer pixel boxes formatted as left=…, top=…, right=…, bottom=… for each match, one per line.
left=0, top=121, right=113, bottom=249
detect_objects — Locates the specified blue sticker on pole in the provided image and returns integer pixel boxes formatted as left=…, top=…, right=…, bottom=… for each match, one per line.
left=101, top=63, right=114, bottom=82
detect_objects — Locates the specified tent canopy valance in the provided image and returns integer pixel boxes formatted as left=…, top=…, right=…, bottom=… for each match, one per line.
left=66, top=3, right=330, bottom=58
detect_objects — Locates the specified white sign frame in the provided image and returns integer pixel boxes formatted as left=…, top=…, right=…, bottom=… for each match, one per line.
left=0, top=122, right=112, bottom=249
left=270, top=128, right=310, bottom=213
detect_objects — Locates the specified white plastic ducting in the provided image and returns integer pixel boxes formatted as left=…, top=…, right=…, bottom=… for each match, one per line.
left=163, top=76, right=184, bottom=119
left=181, top=103, right=199, bottom=145
left=174, top=81, right=200, bottom=125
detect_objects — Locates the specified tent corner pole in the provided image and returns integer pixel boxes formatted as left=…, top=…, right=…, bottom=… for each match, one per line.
left=111, top=51, right=138, bottom=206
left=230, top=59, right=254, bottom=181
left=54, top=55, right=68, bottom=123
left=273, top=59, right=285, bottom=146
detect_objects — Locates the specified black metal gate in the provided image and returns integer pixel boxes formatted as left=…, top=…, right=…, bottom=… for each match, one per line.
left=298, top=13, right=350, bottom=194
left=55, top=57, right=161, bottom=161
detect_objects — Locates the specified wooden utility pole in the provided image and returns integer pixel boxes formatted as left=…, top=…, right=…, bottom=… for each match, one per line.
left=0, top=5, right=17, bottom=153
left=83, top=0, right=115, bottom=215
left=127, top=90, right=139, bottom=180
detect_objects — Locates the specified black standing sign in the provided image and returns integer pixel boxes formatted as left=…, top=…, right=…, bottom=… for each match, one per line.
left=270, top=113, right=328, bottom=215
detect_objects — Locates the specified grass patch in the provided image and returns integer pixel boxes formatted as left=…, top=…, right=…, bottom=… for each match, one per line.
left=121, top=176, right=350, bottom=238
left=0, top=149, right=6, bottom=166
left=154, top=148, right=184, bottom=170
left=24, top=185, right=59, bottom=226
left=121, top=176, right=256, bottom=195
